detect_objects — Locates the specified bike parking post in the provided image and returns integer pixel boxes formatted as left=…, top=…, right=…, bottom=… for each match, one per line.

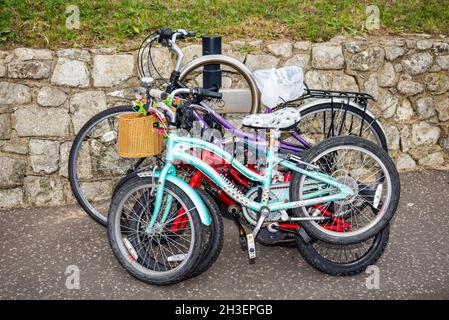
left=202, top=35, right=222, bottom=89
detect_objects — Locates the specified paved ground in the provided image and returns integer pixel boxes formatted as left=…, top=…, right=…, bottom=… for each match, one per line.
left=1, top=170, right=448, bottom=300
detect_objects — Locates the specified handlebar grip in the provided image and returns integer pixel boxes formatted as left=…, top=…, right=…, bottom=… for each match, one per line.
left=186, top=31, right=196, bottom=38
left=195, top=88, right=222, bottom=99
left=159, top=27, right=174, bottom=39
left=149, top=89, right=168, bottom=100
left=205, top=90, right=222, bottom=99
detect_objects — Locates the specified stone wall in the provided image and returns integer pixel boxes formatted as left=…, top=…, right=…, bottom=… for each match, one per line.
left=0, top=35, right=449, bottom=209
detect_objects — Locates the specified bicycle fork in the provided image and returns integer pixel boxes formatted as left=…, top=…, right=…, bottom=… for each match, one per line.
left=145, top=163, right=175, bottom=233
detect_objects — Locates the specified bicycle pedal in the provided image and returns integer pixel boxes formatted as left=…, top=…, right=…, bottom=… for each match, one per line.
left=246, top=233, right=256, bottom=262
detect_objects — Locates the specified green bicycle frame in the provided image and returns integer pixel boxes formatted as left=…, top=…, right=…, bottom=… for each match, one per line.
left=146, top=130, right=354, bottom=232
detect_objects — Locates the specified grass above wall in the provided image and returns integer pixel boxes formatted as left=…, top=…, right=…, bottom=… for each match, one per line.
left=0, top=0, right=448, bottom=49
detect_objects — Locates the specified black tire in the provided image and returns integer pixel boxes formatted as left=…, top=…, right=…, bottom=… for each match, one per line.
left=107, top=175, right=204, bottom=285
left=189, top=189, right=224, bottom=278
left=68, top=105, right=137, bottom=226
left=296, top=225, right=390, bottom=276
left=293, top=102, right=388, bottom=151
left=290, top=136, right=400, bottom=245
left=112, top=172, right=224, bottom=278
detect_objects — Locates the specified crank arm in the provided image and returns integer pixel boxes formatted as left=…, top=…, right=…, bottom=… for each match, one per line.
left=228, top=205, right=248, bottom=251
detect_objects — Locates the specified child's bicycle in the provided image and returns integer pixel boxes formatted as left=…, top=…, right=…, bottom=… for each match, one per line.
left=107, top=87, right=400, bottom=285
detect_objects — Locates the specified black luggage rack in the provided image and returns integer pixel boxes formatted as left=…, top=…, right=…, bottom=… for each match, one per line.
left=275, top=83, right=376, bottom=139
left=282, top=83, right=375, bottom=108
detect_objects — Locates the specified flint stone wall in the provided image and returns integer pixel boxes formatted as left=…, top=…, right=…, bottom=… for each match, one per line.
left=1, top=35, right=449, bottom=209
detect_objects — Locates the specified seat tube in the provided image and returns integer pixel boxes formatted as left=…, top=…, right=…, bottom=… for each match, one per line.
left=262, top=129, right=279, bottom=204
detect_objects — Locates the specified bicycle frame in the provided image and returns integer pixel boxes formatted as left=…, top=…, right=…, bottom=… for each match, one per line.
left=146, top=130, right=354, bottom=232
left=192, top=103, right=310, bottom=154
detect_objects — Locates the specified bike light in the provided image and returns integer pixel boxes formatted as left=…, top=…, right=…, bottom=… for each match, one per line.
left=102, top=131, right=116, bottom=142
left=167, top=254, right=187, bottom=262
left=373, top=184, right=383, bottom=209
left=123, top=237, right=138, bottom=261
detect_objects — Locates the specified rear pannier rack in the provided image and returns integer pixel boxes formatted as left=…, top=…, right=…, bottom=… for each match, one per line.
left=284, top=83, right=375, bottom=107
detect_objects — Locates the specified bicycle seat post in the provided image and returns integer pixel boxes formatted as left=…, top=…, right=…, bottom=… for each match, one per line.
left=269, top=129, right=280, bottom=149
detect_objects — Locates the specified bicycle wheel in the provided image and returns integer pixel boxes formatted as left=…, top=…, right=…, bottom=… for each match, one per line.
left=282, top=102, right=388, bottom=152
left=296, top=225, right=390, bottom=276
left=68, top=105, right=161, bottom=226
left=112, top=172, right=224, bottom=279
left=290, top=136, right=400, bottom=245
left=189, top=189, right=224, bottom=278
left=108, top=175, right=204, bottom=285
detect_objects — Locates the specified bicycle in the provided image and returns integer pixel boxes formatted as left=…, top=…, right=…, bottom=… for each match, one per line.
left=107, top=87, right=400, bottom=285
left=69, top=27, right=389, bottom=227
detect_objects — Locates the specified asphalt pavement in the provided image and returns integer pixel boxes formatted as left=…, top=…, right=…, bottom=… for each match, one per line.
left=1, top=170, right=448, bottom=300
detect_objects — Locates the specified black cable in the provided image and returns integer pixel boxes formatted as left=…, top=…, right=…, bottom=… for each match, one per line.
left=139, top=42, right=150, bottom=77
left=149, top=36, right=169, bottom=84
left=137, top=32, right=155, bottom=77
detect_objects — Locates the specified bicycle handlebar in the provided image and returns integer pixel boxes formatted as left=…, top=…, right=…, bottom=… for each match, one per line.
left=149, top=88, right=168, bottom=100
left=157, top=27, right=196, bottom=45
left=149, top=88, right=222, bottom=100
left=194, top=88, right=222, bottom=99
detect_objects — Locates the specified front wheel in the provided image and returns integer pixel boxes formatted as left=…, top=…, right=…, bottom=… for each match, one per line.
left=108, top=175, right=204, bottom=285
left=290, top=136, right=400, bottom=245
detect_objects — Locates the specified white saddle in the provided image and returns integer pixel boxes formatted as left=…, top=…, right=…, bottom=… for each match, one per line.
left=242, top=107, right=301, bottom=130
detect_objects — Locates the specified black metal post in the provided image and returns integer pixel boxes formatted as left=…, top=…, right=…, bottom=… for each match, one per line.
left=202, top=35, right=222, bottom=89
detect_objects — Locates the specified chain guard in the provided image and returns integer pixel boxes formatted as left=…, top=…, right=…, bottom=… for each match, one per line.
left=241, top=182, right=290, bottom=225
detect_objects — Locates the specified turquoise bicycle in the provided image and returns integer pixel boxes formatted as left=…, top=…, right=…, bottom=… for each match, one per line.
left=107, top=88, right=400, bottom=285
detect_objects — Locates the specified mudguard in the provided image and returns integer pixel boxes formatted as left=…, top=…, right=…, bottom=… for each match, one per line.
left=137, top=171, right=211, bottom=226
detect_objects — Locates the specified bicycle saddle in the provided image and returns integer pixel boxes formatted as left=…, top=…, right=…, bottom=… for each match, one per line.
left=242, top=107, right=301, bottom=130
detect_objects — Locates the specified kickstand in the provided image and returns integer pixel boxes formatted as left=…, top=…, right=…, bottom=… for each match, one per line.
left=298, top=227, right=312, bottom=244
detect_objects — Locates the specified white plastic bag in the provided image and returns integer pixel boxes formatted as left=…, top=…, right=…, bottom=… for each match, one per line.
left=253, top=66, right=304, bottom=108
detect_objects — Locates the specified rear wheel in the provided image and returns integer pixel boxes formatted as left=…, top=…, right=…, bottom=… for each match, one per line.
left=296, top=225, right=390, bottom=276
left=290, top=136, right=400, bottom=245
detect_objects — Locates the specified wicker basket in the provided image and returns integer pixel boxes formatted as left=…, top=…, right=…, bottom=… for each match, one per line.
left=117, top=113, right=163, bottom=158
